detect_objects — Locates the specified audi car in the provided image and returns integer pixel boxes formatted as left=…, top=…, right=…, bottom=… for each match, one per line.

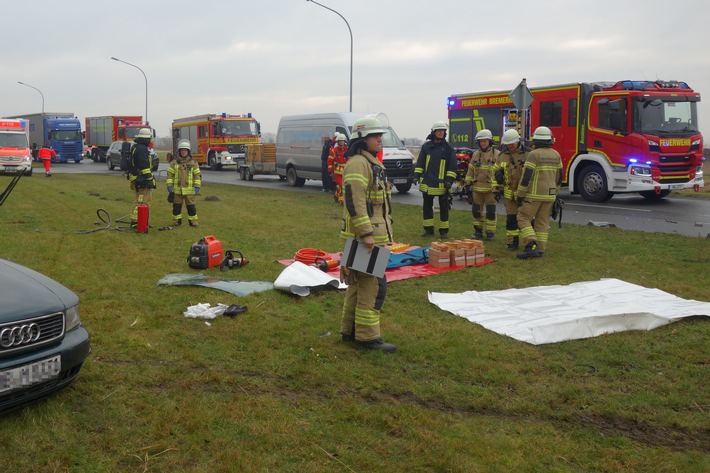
left=0, top=258, right=90, bottom=413
left=106, top=141, right=159, bottom=172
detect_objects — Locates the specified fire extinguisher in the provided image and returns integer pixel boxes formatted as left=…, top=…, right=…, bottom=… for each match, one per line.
left=136, top=203, right=149, bottom=233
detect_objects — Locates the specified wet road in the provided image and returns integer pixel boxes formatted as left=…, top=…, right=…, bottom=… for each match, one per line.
left=52, top=159, right=710, bottom=238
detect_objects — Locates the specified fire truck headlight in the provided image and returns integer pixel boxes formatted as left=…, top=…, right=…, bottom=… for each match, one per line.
left=629, top=165, right=651, bottom=176
left=647, top=140, right=660, bottom=152
left=690, top=139, right=701, bottom=151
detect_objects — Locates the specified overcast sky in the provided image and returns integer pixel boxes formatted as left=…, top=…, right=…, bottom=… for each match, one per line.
left=2, top=0, right=708, bottom=142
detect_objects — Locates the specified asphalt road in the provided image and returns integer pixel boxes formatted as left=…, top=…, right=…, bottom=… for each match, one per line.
left=50, top=159, right=710, bottom=238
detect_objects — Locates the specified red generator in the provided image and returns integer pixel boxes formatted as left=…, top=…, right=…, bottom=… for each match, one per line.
left=188, top=236, right=223, bottom=269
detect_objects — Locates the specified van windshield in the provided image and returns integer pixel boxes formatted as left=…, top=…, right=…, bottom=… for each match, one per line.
left=0, top=132, right=28, bottom=148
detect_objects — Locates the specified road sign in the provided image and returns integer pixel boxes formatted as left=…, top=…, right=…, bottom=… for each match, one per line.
left=509, top=78, right=534, bottom=110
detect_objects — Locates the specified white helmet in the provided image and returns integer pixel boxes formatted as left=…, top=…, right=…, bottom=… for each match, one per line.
left=336, top=134, right=347, bottom=142
left=501, top=129, right=520, bottom=145
left=136, top=128, right=152, bottom=140
left=532, top=126, right=553, bottom=141
left=431, top=121, right=448, bottom=132
left=351, top=116, right=386, bottom=139
left=475, top=129, right=493, bottom=141
left=178, top=139, right=191, bottom=150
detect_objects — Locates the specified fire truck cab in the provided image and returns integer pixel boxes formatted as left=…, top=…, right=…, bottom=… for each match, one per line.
left=171, top=113, right=260, bottom=170
left=447, top=80, right=704, bottom=202
left=0, top=119, right=33, bottom=177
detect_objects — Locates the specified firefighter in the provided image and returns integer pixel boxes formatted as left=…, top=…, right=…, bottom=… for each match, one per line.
left=327, top=134, right=349, bottom=204
left=495, top=129, right=528, bottom=250
left=167, top=139, right=202, bottom=227
left=516, top=126, right=562, bottom=259
left=320, top=135, right=334, bottom=193
left=38, top=145, right=56, bottom=177
left=129, top=128, right=156, bottom=227
left=339, top=116, right=396, bottom=353
left=463, top=129, right=500, bottom=240
left=413, top=121, right=457, bottom=239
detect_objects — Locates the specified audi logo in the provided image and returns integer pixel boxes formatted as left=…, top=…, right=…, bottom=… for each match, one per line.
left=0, top=323, right=41, bottom=348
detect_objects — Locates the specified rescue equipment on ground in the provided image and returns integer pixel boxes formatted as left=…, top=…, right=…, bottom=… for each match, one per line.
left=294, top=248, right=339, bottom=272
left=188, top=235, right=223, bottom=269
left=220, top=249, right=250, bottom=271
left=551, top=197, right=565, bottom=228
left=136, top=202, right=149, bottom=233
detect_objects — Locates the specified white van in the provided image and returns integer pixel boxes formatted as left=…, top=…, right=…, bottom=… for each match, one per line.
left=275, top=112, right=415, bottom=193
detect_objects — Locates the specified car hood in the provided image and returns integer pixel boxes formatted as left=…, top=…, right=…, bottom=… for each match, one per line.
left=0, top=259, right=79, bottom=321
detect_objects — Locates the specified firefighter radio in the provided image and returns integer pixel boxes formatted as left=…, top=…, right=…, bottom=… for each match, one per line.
left=187, top=236, right=223, bottom=269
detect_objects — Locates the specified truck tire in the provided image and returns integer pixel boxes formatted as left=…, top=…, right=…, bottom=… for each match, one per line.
left=578, top=164, right=613, bottom=202
left=245, top=167, right=254, bottom=181
left=395, top=183, right=412, bottom=194
left=208, top=152, right=222, bottom=171
left=239, top=168, right=247, bottom=181
left=287, top=166, right=305, bottom=187
left=91, top=149, right=100, bottom=163
left=639, top=189, right=671, bottom=200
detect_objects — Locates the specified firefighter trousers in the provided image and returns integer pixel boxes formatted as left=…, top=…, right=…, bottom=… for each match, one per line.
left=504, top=197, right=520, bottom=244
left=517, top=200, right=553, bottom=252
left=131, top=187, right=153, bottom=223
left=471, top=191, right=497, bottom=233
left=340, top=270, right=387, bottom=342
left=422, top=193, right=449, bottom=231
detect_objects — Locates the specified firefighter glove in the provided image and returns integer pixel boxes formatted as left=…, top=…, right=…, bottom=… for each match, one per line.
left=339, top=266, right=354, bottom=285
left=516, top=196, right=524, bottom=206
left=494, top=190, right=503, bottom=202
left=167, top=186, right=173, bottom=193
left=494, top=169, right=505, bottom=185
left=194, top=187, right=200, bottom=194
left=444, top=181, right=452, bottom=189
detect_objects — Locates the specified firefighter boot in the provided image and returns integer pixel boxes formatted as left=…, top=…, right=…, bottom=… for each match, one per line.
left=486, top=231, right=495, bottom=241
left=173, top=219, right=182, bottom=226
left=439, top=229, right=449, bottom=239
left=355, top=337, right=396, bottom=353
left=507, top=236, right=519, bottom=251
left=517, top=241, right=541, bottom=259
left=421, top=226, right=435, bottom=237
left=473, top=226, right=483, bottom=240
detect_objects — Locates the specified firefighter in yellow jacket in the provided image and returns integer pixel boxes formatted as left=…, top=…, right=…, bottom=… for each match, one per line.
left=339, top=116, right=396, bottom=353
left=516, top=126, right=562, bottom=259
left=494, top=129, right=528, bottom=250
left=464, top=129, right=500, bottom=240
left=167, top=139, right=202, bottom=227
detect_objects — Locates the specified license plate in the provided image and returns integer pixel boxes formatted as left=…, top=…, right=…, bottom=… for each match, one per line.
left=0, top=355, right=61, bottom=394
left=391, top=178, right=407, bottom=184
left=3, top=166, right=18, bottom=173
left=670, top=184, right=684, bottom=190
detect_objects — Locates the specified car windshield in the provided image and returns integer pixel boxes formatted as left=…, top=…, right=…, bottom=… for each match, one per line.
left=0, top=132, right=28, bottom=148
left=633, top=97, right=699, bottom=136
left=218, top=120, right=258, bottom=136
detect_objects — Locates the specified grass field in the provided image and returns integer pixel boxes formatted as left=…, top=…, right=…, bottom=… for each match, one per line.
left=0, top=171, right=708, bottom=472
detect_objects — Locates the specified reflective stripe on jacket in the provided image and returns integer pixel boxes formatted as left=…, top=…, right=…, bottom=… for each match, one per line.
left=498, top=146, right=528, bottom=199
left=516, top=146, right=562, bottom=202
left=464, top=147, right=500, bottom=193
left=167, top=157, right=202, bottom=195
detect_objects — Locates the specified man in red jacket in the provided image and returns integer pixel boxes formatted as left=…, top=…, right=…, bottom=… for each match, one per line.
left=37, top=145, right=56, bottom=177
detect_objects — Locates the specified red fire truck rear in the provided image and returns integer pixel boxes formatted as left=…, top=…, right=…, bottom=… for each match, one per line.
left=0, top=119, right=33, bottom=177
left=447, top=80, right=704, bottom=202
left=171, top=113, right=260, bottom=170
left=84, top=116, right=147, bottom=162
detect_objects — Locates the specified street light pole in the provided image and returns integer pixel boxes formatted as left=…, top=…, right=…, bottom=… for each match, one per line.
left=110, top=57, right=149, bottom=124
left=306, top=0, right=353, bottom=112
left=17, top=81, right=45, bottom=114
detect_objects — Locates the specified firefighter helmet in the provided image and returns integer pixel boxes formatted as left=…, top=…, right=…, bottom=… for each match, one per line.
left=136, top=128, right=152, bottom=140
left=501, top=129, right=520, bottom=145
left=336, top=134, right=347, bottom=142
left=352, top=116, right=386, bottom=139
left=532, top=126, right=553, bottom=141
left=431, top=121, right=448, bottom=132
left=475, top=129, right=493, bottom=141
left=178, top=139, right=191, bottom=150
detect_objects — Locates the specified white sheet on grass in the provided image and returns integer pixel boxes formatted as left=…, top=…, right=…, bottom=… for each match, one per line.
left=273, top=261, right=346, bottom=296
left=428, top=278, right=710, bottom=345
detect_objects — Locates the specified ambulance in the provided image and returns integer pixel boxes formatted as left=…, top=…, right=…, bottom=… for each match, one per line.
left=0, top=119, right=33, bottom=177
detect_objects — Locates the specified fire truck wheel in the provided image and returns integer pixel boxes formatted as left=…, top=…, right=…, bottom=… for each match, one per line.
left=245, top=167, right=254, bottom=181
left=239, top=168, right=246, bottom=180
left=208, top=153, right=221, bottom=171
left=578, top=164, right=611, bottom=203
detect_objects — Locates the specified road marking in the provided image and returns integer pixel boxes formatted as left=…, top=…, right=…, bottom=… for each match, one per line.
left=568, top=203, right=653, bottom=213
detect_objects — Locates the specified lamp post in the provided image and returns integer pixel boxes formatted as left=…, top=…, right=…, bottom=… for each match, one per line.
left=306, top=0, right=353, bottom=112
left=110, top=57, right=148, bottom=124
left=17, top=81, right=45, bottom=114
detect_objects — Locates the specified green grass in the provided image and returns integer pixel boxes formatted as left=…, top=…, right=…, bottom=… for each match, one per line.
left=0, top=172, right=708, bottom=473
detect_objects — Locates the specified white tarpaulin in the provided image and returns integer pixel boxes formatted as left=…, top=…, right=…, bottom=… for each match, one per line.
left=428, top=278, right=710, bottom=345
left=273, top=261, right=346, bottom=296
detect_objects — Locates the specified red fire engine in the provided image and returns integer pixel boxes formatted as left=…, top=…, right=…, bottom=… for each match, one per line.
left=171, top=113, right=261, bottom=170
left=447, top=80, right=704, bottom=202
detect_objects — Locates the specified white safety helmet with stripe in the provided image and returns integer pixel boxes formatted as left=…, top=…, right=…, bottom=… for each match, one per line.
left=351, top=116, right=386, bottom=139
left=474, top=129, right=493, bottom=141
left=431, top=121, right=448, bottom=132
left=136, top=127, right=153, bottom=140
left=336, top=134, right=347, bottom=142
left=178, top=139, right=191, bottom=150
left=501, top=129, right=520, bottom=145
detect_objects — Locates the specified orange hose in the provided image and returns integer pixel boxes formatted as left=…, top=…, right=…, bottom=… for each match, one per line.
left=294, top=248, right=332, bottom=264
